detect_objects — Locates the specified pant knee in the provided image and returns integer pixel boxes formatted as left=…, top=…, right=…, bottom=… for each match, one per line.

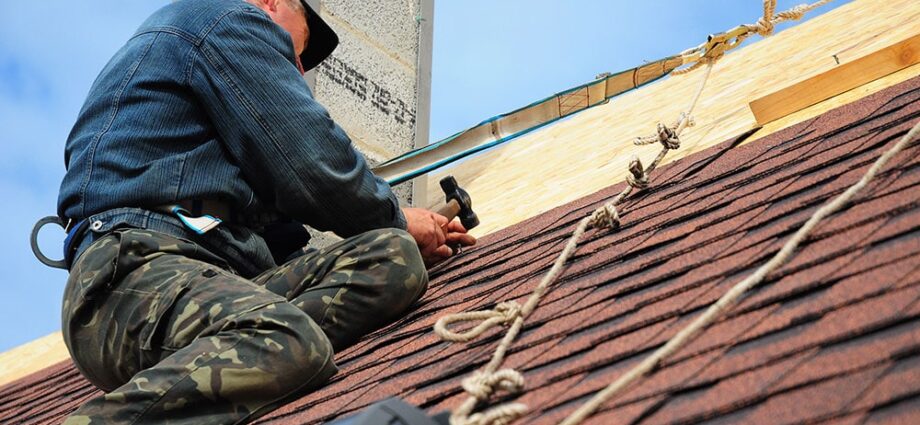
left=237, top=302, right=337, bottom=385
left=363, top=228, right=429, bottom=315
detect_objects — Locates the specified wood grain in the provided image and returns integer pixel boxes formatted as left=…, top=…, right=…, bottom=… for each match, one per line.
left=750, top=33, right=920, bottom=125
left=426, top=0, right=920, bottom=239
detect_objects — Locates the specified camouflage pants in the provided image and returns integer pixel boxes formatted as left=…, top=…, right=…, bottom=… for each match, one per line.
left=61, top=227, right=427, bottom=425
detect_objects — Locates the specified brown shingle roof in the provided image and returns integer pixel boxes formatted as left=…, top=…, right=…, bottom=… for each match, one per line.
left=3, top=75, right=919, bottom=425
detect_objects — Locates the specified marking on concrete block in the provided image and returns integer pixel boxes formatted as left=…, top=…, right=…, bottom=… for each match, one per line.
left=318, top=56, right=418, bottom=129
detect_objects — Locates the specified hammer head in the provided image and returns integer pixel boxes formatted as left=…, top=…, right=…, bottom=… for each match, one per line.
left=440, top=176, right=479, bottom=230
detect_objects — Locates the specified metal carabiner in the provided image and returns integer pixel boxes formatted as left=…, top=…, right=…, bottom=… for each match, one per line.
left=30, top=216, right=68, bottom=269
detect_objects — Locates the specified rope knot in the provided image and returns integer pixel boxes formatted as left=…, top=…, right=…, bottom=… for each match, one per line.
left=462, top=370, right=525, bottom=400
left=494, top=301, right=522, bottom=323
left=435, top=302, right=523, bottom=342
left=626, top=156, right=649, bottom=190
left=588, top=202, right=620, bottom=230
left=656, top=123, right=681, bottom=150
left=753, top=16, right=775, bottom=36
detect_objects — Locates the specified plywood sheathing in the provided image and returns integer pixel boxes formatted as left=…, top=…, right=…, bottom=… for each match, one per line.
left=427, top=0, right=920, bottom=238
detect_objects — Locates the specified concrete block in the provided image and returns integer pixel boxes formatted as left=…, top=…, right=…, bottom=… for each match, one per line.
left=307, top=0, right=432, bottom=230
left=314, top=12, right=420, bottom=163
left=321, top=0, right=421, bottom=66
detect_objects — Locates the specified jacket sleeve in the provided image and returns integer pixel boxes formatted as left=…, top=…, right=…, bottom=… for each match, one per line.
left=190, top=7, right=405, bottom=236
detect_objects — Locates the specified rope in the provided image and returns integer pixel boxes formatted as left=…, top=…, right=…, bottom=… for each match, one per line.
left=433, top=1, right=840, bottom=424
left=674, top=0, right=835, bottom=75
left=433, top=62, right=714, bottom=425
left=434, top=302, right=522, bottom=342
left=560, top=118, right=920, bottom=425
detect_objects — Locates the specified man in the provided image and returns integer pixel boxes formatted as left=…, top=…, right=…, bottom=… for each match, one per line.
left=56, top=0, right=474, bottom=423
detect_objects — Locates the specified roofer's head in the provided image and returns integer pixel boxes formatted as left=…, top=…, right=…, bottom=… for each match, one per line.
left=246, top=0, right=339, bottom=72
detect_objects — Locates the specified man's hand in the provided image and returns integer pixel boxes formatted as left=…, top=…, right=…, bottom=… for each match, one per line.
left=402, top=207, right=477, bottom=266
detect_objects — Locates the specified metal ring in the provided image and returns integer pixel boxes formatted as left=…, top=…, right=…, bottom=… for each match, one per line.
left=30, top=216, right=68, bottom=269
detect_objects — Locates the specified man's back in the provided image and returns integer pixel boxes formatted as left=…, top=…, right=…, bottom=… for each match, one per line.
left=59, top=0, right=404, bottom=277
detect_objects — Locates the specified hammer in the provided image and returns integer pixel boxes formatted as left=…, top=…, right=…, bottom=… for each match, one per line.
left=434, top=176, right=479, bottom=231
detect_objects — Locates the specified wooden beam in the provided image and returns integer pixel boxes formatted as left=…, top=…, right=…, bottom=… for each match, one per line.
left=749, top=32, right=920, bottom=125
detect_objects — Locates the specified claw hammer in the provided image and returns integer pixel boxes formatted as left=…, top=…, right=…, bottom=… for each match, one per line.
left=434, top=176, right=479, bottom=230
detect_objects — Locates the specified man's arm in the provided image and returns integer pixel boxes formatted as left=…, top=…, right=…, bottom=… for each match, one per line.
left=191, top=7, right=404, bottom=236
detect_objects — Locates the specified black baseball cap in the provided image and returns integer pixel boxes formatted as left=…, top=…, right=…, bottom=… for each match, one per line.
left=299, top=1, right=338, bottom=71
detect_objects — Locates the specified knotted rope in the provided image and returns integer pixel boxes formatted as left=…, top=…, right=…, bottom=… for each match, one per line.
left=674, top=0, right=835, bottom=76
left=433, top=1, right=841, bottom=424
left=434, top=302, right=522, bottom=342
left=748, top=0, right=835, bottom=37
left=434, top=60, right=713, bottom=425
left=560, top=118, right=920, bottom=425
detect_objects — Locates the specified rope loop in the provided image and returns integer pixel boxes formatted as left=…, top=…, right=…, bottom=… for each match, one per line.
left=455, top=403, right=528, bottom=425
left=626, top=157, right=649, bottom=190
left=753, top=16, right=775, bottom=36
left=451, top=370, right=528, bottom=425
left=435, top=302, right=522, bottom=342
left=588, top=202, right=620, bottom=230
left=461, top=369, right=525, bottom=399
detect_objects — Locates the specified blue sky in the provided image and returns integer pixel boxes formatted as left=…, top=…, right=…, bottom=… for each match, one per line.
left=0, top=1, right=848, bottom=352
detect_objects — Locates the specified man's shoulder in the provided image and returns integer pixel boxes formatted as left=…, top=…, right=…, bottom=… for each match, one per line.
left=139, top=0, right=266, bottom=44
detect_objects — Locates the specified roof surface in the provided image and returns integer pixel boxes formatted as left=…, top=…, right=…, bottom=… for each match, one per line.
left=2, top=75, right=920, bottom=425
left=3, top=0, right=917, bottom=388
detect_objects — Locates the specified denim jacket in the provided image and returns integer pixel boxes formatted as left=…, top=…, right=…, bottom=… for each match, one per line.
left=57, top=0, right=405, bottom=277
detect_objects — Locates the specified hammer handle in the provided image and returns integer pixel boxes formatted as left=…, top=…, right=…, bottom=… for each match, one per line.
left=435, top=199, right=461, bottom=222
